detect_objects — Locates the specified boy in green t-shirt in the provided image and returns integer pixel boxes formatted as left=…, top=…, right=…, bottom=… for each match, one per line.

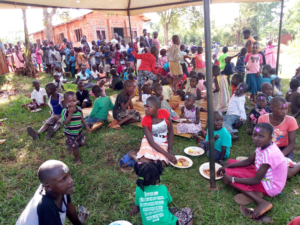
left=218, top=46, right=229, bottom=70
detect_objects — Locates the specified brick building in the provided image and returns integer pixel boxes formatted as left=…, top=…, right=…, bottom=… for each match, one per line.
left=30, top=11, right=150, bottom=47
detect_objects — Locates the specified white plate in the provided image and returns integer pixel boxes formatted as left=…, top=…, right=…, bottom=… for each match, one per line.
left=184, top=147, right=205, bottom=156
left=174, top=118, right=190, bottom=123
left=31, top=108, right=42, bottom=113
left=199, top=162, right=223, bottom=180
left=109, top=221, right=132, bottom=225
left=170, top=155, right=193, bottom=168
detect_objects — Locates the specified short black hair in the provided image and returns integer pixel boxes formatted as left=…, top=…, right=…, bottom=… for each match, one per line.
left=256, top=93, right=268, bottom=101
left=153, top=83, right=162, bottom=91
left=186, top=93, right=196, bottom=100
left=92, top=85, right=102, bottom=95
left=123, top=79, right=135, bottom=88
left=161, top=77, right=169, bottom=86
left=133, top=160, right=163, bottom=191
left=252, top=42, right=260, bottom=48
left=190, top=75, right=199, bottom=82
left=222, top=46, right=228, bottom=53
left=214, top=110, right=223, bottom=118
left=232, top=73, right=243, bottom=83
left=290, top=79, right=300, bottom=89
left=45, top=82, right=56, bottom=90
left=254, top=122, right=274, bottom=136
left=64, top=91, right=75, bottom=100
left=243, top=29, right=251, bottom=35
left=270, top=96, right=286, bottom=106
left=212, top=65, right=220, bottom=74
left=38, top=160, right=67, bottom=183
left=269, top=68, right=276, bottom=75
left=189, top=70, right=197, bottom=77
left=172, top=35, right=180, bottom=43
left=142, top=84, right=151, bottom=92
left=238, top=82, right=248, bottom=92
left=198, top=72, right=205, bottom=80
left=263, top=64, right=272, bottom=71
left=146, top=96, right=161, bottom=109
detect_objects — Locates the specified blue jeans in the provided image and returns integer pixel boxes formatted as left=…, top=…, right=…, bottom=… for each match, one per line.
left=83, top=116, right=104, bottom=128
left=223, top=114, right=240, bottom=134
left=199, top=141, right=222, bottom=160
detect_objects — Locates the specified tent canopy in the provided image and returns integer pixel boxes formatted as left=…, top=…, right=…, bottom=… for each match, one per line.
left=0, top=0, right=280, bottom=15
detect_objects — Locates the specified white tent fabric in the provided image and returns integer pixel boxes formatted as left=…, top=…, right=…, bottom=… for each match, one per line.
left=0, top=0, right=280, bottom=15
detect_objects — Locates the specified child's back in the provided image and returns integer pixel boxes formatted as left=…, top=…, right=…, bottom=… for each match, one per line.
left=218, top=47, right=228, bottom=70
left=290, top=91, right=300, bottom=114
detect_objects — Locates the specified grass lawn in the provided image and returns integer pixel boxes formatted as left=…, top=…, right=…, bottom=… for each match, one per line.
left=0, top=72, right=300, bottom=225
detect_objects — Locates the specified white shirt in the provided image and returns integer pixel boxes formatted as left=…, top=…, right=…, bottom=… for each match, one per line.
left=179, top=51, right=186, bottom=64
left=120, top=44, right=129, bottom=52
left=53, top=80, right=62, bottom=92
left=31, top=88, right=46, bottom=105
left=91, top=70, right=99, bottom=79
left=226, top=94, right=246, bottom=120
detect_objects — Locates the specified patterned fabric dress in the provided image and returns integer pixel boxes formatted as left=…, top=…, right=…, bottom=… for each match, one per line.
left=213, top=74, right=230, bottom=112
left=137, top=120, right=169, bottom=164
left=161, top=100, right=180, bottom=122
left=177, top=106, right=202, bottom=134
left=186, top=86, right=201, bottom=107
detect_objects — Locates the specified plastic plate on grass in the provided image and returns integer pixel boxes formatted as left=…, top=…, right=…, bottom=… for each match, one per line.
left=109, top=221, right=132, bottom=225
left=199, top=162, right=223, bottom=180
left=31, top=108, right=42, bottom=113
left=170, top=155, right=193, bottom=169
left=184, top=146, right=205, bottom=156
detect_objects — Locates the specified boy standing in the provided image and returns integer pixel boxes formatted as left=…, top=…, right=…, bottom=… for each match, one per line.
left=167, top=35, right=189, bottom=91
left=218, top=46, right=228, bottom=71
left=194, top=46, right=206, bottom=75
left=16, top=160, right=88, bottom=225
left=62, top=91, right=91, bottom=165
left=21, top=80, right=47, bottom=110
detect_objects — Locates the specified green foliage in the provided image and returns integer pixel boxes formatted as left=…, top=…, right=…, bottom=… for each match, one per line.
left=283, top=0, right=300, bottom=37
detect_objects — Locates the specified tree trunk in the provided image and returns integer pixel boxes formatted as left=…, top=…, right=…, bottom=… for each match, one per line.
left=163, top=23, right=169, bottom=46
left=43, top=8, right=57, bottom=42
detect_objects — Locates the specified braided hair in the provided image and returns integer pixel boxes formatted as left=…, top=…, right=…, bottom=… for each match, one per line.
left=133, top=160, right=164, bottom=191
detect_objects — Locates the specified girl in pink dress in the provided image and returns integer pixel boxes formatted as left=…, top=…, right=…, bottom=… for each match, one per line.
left=264, top=40, right=277, bottom=68
left=157, top=49, right=168, bottom=78
left=12, top=45, right=24, bottom=74
left=34, top=43, right=42, bottom=72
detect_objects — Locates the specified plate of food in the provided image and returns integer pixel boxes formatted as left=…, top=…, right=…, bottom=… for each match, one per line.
left=109, top=221, right=132, bottom=225
left=184, top=147, right=205, bottom=156
left=31, top=108, right=42, bottom=113
left=199, top=162, right=223, bottom=180
left=170, top=155, right=193, bottom=168
left=174, top=118, right=191, bottom=123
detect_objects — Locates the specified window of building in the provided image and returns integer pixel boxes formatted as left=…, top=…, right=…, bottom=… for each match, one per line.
left=96, top=28, right=106, bottom=40
left=59, top=33, right=64, bottom=43
left=75, top=29, right=82, bottom=42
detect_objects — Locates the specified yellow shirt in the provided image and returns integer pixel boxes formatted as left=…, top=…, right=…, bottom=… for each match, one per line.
left=162, top=85, right=173, bottom=101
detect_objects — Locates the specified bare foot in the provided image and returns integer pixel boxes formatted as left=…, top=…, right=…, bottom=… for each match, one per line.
left=76, top=160, right=83, bottom=165
left=128, top=151, right=136, bottom=161
left=252, top=200, right=272, bottom=218
left=251, top=101, right=256, bottom=106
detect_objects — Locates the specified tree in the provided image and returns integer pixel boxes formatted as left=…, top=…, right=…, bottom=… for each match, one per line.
left=283, top=0, right=300, bottom=38
left=43, top=8, right=57, bottom=42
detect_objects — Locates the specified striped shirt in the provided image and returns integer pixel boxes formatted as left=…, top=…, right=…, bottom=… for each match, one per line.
left=254, top=142, right=287, bottom=197
left=61, top=107, right=82, bottom=135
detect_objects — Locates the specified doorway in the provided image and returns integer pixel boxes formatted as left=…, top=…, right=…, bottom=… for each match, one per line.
left=113, top=28, right=124, bottom=38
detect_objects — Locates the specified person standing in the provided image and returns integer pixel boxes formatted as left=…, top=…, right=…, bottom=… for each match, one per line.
left=243, top=29, right=256, bottom=54
left=143, top=29, right=150, bottom=48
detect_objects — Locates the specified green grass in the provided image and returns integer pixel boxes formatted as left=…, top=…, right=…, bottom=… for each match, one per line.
left=0, top=73, right=300, bottom=225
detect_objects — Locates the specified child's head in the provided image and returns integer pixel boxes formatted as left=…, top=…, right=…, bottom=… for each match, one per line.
left=153, top=31, right=158, bottom=39
left=253, top=35, right=258, bottom=41
left=270, top=97, right=288, bottom=118
left=197, top=46, right=203, bottom=54
left=231, top=73, right=243, bottom=88
left=198, top=72, right=205, bottom=80
left=242, top=29, right=251, bottom=39
left=144, top=47, right=150, bottom=53
left=144, top=96, right=161, bottom=117
left=180, top=44, right=185, bottom=51
left=115, top=43, right=120, bottom=50
left=135, top=36, right=139, bottom=42
left=235, top=83, right=248, bottom=97
left=262, top=64, right=271, bottom=76
left=212, top=54, right=217, bottom=60
left=70, top=50, right=75, bottom=56
left=172, top=35, right=180, bottom=45
left=54, top=45, right=59, bottom=51
left=85, top=49, right=90, bottom=54
left=128, top=42, right=133, bottom=48
left=64, top=91, right=77, bottom=108
left=120, top=53, right=125, bottom=59
left=190, top=75, right=199, bottom=88
left=91, top=40, right=96, bottom=46
left=80, top=64, right=86, bottom=73
left=212, top=65, right=220, bottom=76
left=121, top=39, right=125, bottom=45
left=222, top=46, right=228, bottom=53
left=161, top=77, right=169, bottom=86
left=92, top=84, right=104, bottom=98
left=92, top=64, right=97, bottom=71
left=98, top=79, right=105, bottom=87
left=214, top=111, right=223, bottom=130
left=191, top=46, right=197, bottom=54
left=128, top=73, right=134, bottom=81
left=49, top=45, right=54, bottom=50
left=256, top=93, right=268, bottom=109
left=189, top=70, right=197, bottom=77
left=150, top=46, right=158, bottom=57
left=269, top=68, right=276, bottom=75
left=295, top=66, right=300, bottom=77
left=77, top=81, right=84, bottom=92
left=53, top=73, right=60, bottom=82
left=133, top=160, right=163, bottom=191
left=290, top=79, right=300, bottom=91
left=110, top=68, right=117, bottom=76
left=251, top=42, right=260, bottom=54
left=55, top=66, right=62, bottom=73
left=142, top=84, right=152, bottom=95
left=99, top=66, right=104, bottom=73
left=160, top=49, right=166, bottom=57
left=123, top=80, right=136, bottom=95
left=252, top=123, right=273, bottom=148
left=110, top=45, right=115, bottom=51
left=32, top=80, right=40, bottom=90
left=153, top=83, right=162, bottom=97
left=78, top=47, right=83, bottom=52
left=261, top=82, right=272, bottom=97
left=240, top=47, right=247, bottom=56
left=45, top=82, right=57, bottom=96
left=267, top=40, right=273, bottom=46
left=156, top=73, right=162, bottom=82
left=38, top=160, right=74, bottom=195
left=184, top=93, right=196, bottom=108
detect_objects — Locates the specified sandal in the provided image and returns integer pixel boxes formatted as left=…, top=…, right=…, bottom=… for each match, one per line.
left=27, top=127, right=39, bottom=140
left=91, top=121, right=104, bottom=132
left=119, top=150, right=135, bottom=167
left=110, top=125, right=121, bottom=130
left=240, top=206, right=273, bottom=223
left=107, top=120, right=118, bottom=128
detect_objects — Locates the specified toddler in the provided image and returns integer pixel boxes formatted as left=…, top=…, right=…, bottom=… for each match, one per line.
left=76, top=82, right=92, bottom=109
left=21, top=80, right=46, bottom=110
left=141, top=84, right=152, bottom=102
left=234, top=47, right=247, bottom=80
left=110, top=68, right=123, bottom=90
left=231, top=73, right=244, bottom=96
left=53, top=73, right=65, bottom=92
left=157, top=49, right=168, bottom=78
left=180, top=44, right=190, bottom=77
left=198, top=72, right=205, bottom=92
left=261, top=82, right=273, bottom=103
left=218, top=46, right=228, bottom=70
left=194, top=46, right=206, bottom=75
left=126, top=42, right=135, bottom=70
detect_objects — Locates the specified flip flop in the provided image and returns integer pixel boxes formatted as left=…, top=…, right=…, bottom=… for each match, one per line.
left=240, top=206, right=273, bottom=223
left=119, top=150, right=135, bottom=167
left=234, top=192, right=264, bottom=205
left=110, top=125, right=121, bottom=130
left=91, top=121, right=104, bottom=132
left=107, top=119, right=118, bottom=128
left=27, top=127, right=39, bottom=140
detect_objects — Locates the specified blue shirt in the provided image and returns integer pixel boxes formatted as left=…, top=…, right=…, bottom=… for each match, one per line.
left=104, top=52, right=110, bottom=64
left=205, top=127, right=232, bottom=158
left=95, top=52, right=101, bottom=64
left=235, top=55, right=245, bottom=72
left=127, top=48, right=134, bottom=61
left=124, top=72, right=129, bottom=80
left=64, top=48, right=70, bottom=64
left=51, top=94, right=63, bottom=115
left=69, top=55, right=75, bottom=66
left=85, top=69, right=91, bottom=78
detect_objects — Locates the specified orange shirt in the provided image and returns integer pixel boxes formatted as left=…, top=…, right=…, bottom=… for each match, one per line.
left=247, top=36, right=256, bottom=53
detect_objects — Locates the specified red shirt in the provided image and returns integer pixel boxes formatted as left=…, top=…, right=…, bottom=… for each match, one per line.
left=141, top=109, right=170, bottom=131
left=231, top=84, right=237, bottom=96
left=133, top=42, right=139, bottom=52
left=132, top=51, right=158, bottom=74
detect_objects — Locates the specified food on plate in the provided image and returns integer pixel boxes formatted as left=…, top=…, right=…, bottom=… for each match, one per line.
left=175, top=158, right=189, bottom=167
left=188, top=148, right=201, bottom=155
left=203, top=168, right=222, bottom=178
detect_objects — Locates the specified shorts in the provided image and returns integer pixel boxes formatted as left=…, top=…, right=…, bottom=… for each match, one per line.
left=169, top=61, right=183, bottom=76
left=105, top=64, right=111, bottom=73
left=45, top=114, right=63, bottom=125
left=225, top=159, right=269, bottom=196
left=195, top=68, right=206, bottom=75
left=137, top=70, right=157, bottom=86
left=65, top=131, right=86, bottom=150
left=169, top=207, right=193, bottom=225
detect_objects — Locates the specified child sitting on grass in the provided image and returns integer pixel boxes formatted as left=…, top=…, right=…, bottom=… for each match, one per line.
left=177, top=75, right=201, bottom=106
left=84, top=85, right=113, bottom=129
left=247, top=93, right=271, bottom=135
left=177, top=93, right=206, bottom=141
left=141, top=84, right=152, bottom=102
left=90, top=79, right=106, bottom=97
left=260, top=82, right=273, bottom=103
left=161, top=77, right=173, bottom=102
left=198, top=72, right=205, bottom=92
left=129, top=160, right=193, bottom=225
left=123, top=66, right=134, bottom=81
left=110, top=68, right=123, bottom=91
left=53, top=73, right=65, bottom=92
left=199, top=111, right=231, bottom=163
left=108, top=80, right=141, bottom=130
left=288, top=80, right=300, bottom=117
left=27, top=83, right=65, bottom=140
left=223, top=83, right=248, bottom=141
left=285, top=79, right=299, bottom=103
left=217, top=123, right=287, bottom=222
left=90, top=64, right=100, bottom=81
left=16, top=160, right=88, bottom=225
left=98, top=66, right=107, bottom=82
left=230, top=73, right=244, bottom=96
left=62, top=91, right=91, bottom=165
left=120, top=97, right=177, bottom=167
left=76, top=82, right=92, bottom=109
left=21, top=80, right=46, bottom=110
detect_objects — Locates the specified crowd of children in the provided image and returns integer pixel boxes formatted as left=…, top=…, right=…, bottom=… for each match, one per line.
left=13, top=29, right=300, bottom=224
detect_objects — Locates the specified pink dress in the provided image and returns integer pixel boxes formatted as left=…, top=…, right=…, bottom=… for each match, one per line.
left=264, top=45, right=276, bottom=68
left=177, top=106, right=201, bottom=134
left=35, top=49, right=42, bottom=64
left=13, top=52, right=24, bottom=68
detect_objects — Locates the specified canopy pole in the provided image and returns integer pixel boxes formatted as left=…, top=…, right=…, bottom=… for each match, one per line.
left=276, top=0, right=284, bottom=74
left=203, top=0, right=216, bottom=188
left=127, top=0, right=133, bottom=43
